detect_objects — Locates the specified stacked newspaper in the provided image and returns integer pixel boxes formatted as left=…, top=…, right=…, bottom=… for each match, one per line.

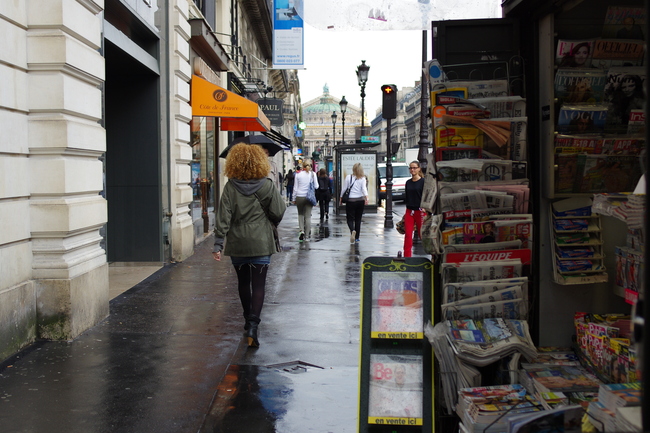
left=440, top=258, right=530, bottom=321
left=448, top=319, right=537, bottom=367
left=455, top=384, right=543, bottom=433
left=426, top=319, right=537, bottom=414
left=592, top=193, right=645, bottom=228
left=615, top=406, right=642, bottom=432
left=425, top=321, right=481, bottom=414
left=587, top=382, right=643, bottom=432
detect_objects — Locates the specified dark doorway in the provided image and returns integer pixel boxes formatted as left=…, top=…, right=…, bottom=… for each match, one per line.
left=104, top=40, right=162, bottom=262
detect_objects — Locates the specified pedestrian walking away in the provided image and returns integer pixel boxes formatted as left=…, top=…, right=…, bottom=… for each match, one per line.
left=284, top=169, right=294, bottom=202
left=293, top=160, right=318, bottom=242
left=316, top=168, right=332, bottom=221
left=340, top=162, right=369, bottom=244
left=212, top=143, right=286, bottom=348
left=402, top=160, right=426, bottom=257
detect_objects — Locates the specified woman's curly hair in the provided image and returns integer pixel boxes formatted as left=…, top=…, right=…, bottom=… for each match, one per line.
left=224, top=143, right=270, bottom=180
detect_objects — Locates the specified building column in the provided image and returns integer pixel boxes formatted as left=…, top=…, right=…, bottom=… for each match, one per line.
left=27, top=0, right=109, bottom=339
left=168, top=0, right=194, bottom=261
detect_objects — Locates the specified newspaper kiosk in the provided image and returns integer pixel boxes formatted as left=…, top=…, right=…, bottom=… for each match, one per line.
left=358, top=256, right=434, bottom=432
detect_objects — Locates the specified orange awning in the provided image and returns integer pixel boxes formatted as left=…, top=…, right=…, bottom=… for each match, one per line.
left=191, top=75, right=270, bottom=132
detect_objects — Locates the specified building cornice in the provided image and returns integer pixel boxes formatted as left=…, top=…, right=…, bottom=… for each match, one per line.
left=241, top=0, right=273, bottom=60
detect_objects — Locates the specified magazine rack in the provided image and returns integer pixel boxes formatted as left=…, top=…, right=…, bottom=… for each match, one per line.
left=549, top=204, right=608, bottom=285
left=358, top=256, right=434, bottom=433
left=441, top=56, right=526, bottom=97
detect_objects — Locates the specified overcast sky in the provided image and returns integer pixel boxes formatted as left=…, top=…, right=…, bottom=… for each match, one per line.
left=296, top=0, right=502, bottom=117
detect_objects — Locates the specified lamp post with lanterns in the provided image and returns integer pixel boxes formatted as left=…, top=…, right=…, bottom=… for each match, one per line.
left=356, top=60, right=370, bottom=136
left=324, top=132, right=329, bottom=156
left=331, top=111, right=337, bottom=146
left=339, top=96, right=348, bottom=145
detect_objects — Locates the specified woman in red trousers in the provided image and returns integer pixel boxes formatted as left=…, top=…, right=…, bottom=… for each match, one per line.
left=402, top=161, right=425, bottom=257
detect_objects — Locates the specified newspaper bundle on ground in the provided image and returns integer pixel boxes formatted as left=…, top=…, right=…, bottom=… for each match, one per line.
left=456, top=384, right=543, bottom=433
left=506, top=404, right=583, bottom=433
left=367, top=354, right=423, bottom=424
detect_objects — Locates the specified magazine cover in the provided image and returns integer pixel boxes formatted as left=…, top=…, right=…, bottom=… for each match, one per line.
left=495, top=220, right=533, bottom=248
left=370, top=272, right=424, bottom=338
left=627, top=109, right=646, bottom=134
left=555, top=69, right=607, bottom=104
left=368, top=354, right=423, bottom=422
left=602, top=6, right=646, bottom=39
left=591, top=39, right=645, bottom=69
left=603, top=67, right=646, bottom=133
left=555, top=39, right=594, bottom=68
left=435, top=125, right=484, bottom=148
left=463, top=221, right=498, bottom=244
left=555, top=154, right=579, bottom=194
left=601, top=136, right=645, bottom=155
left=557, top=105, right=608, bottom=134
left=577, top=154, right=642, bottom=193
left=431, top=86, right=468, bottom=105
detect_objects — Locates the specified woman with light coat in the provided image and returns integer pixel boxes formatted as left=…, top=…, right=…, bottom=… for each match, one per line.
left=292, top=160, right=318, bottom=242
left=340, top=163, right=369, bottom=243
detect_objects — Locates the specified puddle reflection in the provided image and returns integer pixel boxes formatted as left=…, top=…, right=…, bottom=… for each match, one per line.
left=201, top=364, right=291, bottom=433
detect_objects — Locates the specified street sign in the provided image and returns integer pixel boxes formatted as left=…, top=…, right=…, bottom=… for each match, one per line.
left=361, top=136, right=380, bottom=143
left=259, top=98, right=284, bottom=127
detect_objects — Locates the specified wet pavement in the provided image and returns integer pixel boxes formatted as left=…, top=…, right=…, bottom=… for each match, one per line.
left=0, top=202, right=427, bottom=433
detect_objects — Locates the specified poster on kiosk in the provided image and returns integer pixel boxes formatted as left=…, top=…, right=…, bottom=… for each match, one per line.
left=339, top=152, right=378, bottom=209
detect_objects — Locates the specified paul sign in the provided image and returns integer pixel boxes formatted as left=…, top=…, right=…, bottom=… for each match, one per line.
left=259, top=98, right=284, bottom=127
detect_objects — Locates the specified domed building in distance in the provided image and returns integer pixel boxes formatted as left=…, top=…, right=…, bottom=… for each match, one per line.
left=301, top=84, right=363, bottom=161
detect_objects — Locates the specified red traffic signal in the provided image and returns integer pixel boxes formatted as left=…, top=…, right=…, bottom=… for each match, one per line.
left=381, top=84, right=397, bottom=119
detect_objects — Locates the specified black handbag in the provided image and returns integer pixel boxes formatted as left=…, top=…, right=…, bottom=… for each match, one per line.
left=341, top=176, right=355, bottom=203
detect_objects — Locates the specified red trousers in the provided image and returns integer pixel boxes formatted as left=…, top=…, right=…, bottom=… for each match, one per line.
left=403, top=209, right=425, bottom=257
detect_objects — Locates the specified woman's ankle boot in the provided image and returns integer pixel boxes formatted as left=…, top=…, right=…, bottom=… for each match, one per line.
left=243, top=313, right=250, bottom=330
left=246, top=315, right=260, bottom=348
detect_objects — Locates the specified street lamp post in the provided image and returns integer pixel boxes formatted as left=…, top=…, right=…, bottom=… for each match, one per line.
left=339, top=96, right=348, bottom=145
left=331, top=111, right=337, bottom=146
left=331, top=110, right=338, bottom=215
left=356, top=60, right=370, bottom=136
left=324, top=132, right=329, bottom=156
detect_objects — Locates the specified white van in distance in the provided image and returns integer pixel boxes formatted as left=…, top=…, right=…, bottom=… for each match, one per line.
left=377, top=162, right=410, bottom=201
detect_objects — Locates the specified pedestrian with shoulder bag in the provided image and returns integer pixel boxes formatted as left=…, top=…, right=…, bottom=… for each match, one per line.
left=340, top=163, right=369, bottom=244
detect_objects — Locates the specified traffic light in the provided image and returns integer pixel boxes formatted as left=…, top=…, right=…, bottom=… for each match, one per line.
left=381, top=84, right=397, bottom=119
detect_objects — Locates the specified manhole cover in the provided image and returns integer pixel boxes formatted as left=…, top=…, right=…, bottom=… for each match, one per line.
left=265, top=360, right=324, bottom=374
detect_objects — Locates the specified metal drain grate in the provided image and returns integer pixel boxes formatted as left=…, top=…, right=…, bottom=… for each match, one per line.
left=265, top=360, right=324, bottom=374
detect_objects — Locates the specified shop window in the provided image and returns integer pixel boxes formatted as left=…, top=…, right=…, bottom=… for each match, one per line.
left=191, top=117, right=215, bottom=222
